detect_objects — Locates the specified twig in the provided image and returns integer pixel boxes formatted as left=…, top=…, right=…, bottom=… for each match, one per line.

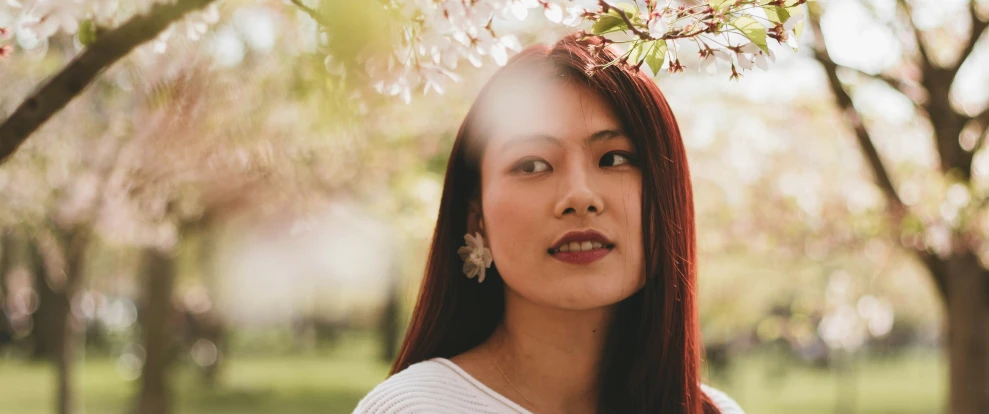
left=0, top=0, right=219, bottom=165
left=813, top=53, right=924, bottom=110
left=598, top=0, right=649, bottom=39
left=289, top=0, right=332, bottom=28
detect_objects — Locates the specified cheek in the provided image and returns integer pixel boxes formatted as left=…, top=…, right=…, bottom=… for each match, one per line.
left=615, top=176, right=645, bottom=278
left=483, top=184, right=542, bottom=255
left=615, top=175, right=643, bottom=232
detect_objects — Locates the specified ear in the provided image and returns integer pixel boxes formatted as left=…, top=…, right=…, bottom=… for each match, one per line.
left=466, top=196, right=485, bottom=237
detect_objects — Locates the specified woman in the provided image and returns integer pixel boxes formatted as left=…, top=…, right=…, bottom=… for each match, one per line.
left=354, top=32, right=743, bottom=414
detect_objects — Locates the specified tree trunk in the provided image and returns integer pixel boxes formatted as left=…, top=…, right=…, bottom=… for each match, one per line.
left=29, top=238, right=61, bottom=361
left=195, top=220, right=225, bottom=389
left=942, top=252, right=989, bottom=414
left=0, top=230, right=10, bottom=301
left=379, top=280, right=400, bottom=363
left=0, top=230, right=14, bottom=346
left=28, top=229, right=88, bottom=414
left=136, top=247, right=177, bottom=414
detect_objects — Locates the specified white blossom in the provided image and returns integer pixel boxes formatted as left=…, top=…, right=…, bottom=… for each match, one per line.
left=782, top=12, right=804, bottom=49
left=648, top=15, right=668, bottom=39
left=698, top=49, right=731, bottom=74
left=784, top=12, right=804, bottom=32
left=510, top=0, right=538, bottom=21
left=22, top=0, right=86, bottom=38
left=543, top=2, right=563, bottom=24
left=561, top=4, right=585, bottom=26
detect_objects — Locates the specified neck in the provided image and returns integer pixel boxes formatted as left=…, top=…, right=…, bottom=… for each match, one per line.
left=482, top=288, right=615, bottom=413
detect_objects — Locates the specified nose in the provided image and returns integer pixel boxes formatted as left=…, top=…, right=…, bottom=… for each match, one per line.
left=553, top=163, right=605, bottom=218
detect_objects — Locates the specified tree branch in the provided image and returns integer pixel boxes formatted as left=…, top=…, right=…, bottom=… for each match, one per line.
left=598, top=0, right=649, bottom=39
left=289, top=0, right=333, bottom=28
left=896, top=0, right=934, bottom=71
left=808, top=12, right=907, bottom=216
left=955, top=0, right=988, bottom=77
left=0, top=0, right=219, bottom=165
left=811, top=5, right=952, bottom=297
left=813, top=53, right=925, bottom=110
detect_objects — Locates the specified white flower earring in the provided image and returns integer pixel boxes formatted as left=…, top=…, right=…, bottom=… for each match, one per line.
left=457, top=232, right=493, bottom=283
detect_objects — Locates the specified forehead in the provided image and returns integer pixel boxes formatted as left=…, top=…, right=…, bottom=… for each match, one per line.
left=480, top=78, right=623, bottom=148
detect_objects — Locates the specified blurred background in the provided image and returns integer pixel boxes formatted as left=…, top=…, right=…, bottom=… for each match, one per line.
left=1, top=0, right=987, bottom=413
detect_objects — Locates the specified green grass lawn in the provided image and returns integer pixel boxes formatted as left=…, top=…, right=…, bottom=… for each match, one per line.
left=0, top=340, right=946, bottom=414
left=708, top=350, right=946, bottom=414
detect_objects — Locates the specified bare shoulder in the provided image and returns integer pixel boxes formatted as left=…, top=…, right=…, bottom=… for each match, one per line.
left=700, top=384, right=745, bottom=414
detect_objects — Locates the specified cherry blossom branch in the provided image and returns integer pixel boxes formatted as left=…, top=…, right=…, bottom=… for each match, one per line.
left=0, top=0, right=219, bottom=165
left=583, top=0, right=806, bottom=78
left=598, top=0, right=649, bottom=39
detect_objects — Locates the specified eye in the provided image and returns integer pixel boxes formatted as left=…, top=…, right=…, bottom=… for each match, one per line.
left=600, top=151, right=637, bottom=167
left=513, top=158, right=551, bottom=174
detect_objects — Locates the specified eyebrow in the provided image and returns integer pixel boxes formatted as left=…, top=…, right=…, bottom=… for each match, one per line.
left=499, top=129, right=626, bottom=154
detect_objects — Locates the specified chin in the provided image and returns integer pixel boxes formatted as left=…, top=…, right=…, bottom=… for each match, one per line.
left=536, top=277, right=644, bottom=311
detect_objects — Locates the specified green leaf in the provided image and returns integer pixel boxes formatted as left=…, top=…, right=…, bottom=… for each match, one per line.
left=763, top=5, right=790, bottom=25
left=793, top=18, right=805, bottom=40
left=731, top=16, right=769, bottom=53
left=709, top=0, right=732, bottom=11
left=645, top=40, right=667, bottom=77
left=591, top=13, right=625, bottom=34
left=590, top=3, right=641, bottom=34
left=627, top=42, right=647, bottom=66
left=616, top=2, right=638, bottom=16
left=78, top=19, right=97, bottom=46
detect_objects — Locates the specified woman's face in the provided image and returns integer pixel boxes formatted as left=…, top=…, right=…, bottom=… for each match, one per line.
left=477, top=79, right=645, bottom=311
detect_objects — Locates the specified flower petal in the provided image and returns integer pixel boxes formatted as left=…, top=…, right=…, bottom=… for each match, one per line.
left=511, top=3, right=528, bottom=21
left=544, top=3, right=563, bottom=24
left=648, top=18, right=668, bottom=39
left=489, top=43, right=507, bottom=66
left=738, top=56, right=754, bottom=70
left=740, top=42, right=760, bottom=54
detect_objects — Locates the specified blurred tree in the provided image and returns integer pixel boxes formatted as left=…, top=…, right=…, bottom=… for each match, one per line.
left=2, top=67, right=126, bottom=414
left=809, top=1, right=988, bottom=412
left=136, top=245, right=177, bottom=414
left=0, top=229, right=14, bottom=348
left=0, top=0, right=219, bottom=163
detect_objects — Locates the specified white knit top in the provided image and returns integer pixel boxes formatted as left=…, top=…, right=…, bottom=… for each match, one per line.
left=353, top=358, right=744, bottom=414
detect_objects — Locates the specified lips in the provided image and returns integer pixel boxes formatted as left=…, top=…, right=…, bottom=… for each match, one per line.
left=547, top=229, right=615, bottom=254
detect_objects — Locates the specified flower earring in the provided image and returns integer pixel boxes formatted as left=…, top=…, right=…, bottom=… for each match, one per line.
left=457, top=232, right=493, bottom=283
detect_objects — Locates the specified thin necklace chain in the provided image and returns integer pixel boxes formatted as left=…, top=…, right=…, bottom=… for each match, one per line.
left=492, top=356, right=539, bottom=412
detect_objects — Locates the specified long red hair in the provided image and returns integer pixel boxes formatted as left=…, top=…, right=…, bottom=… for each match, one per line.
left=390, top=33, right=718, bottom=414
